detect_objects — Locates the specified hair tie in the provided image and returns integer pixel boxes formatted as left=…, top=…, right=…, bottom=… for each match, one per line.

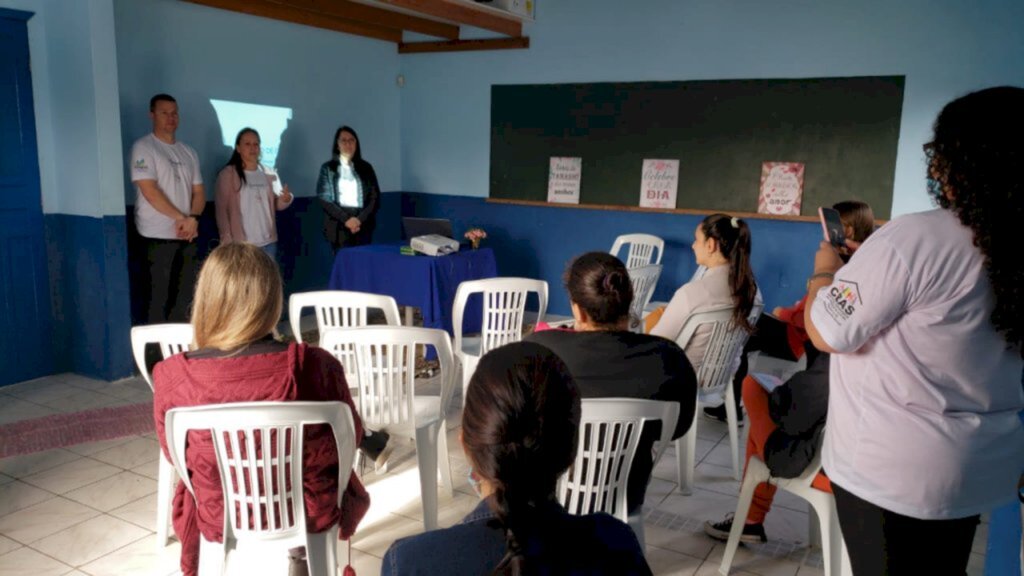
left=730, top=217, right=740, bottom=228
left=602, top=273, right=617, bottom=294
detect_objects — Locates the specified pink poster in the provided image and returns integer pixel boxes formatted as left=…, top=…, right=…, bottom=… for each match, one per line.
left=758, top=162, right=805, bottom=216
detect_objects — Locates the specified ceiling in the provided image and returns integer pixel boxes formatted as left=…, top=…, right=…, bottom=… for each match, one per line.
left=182, top=0, right=531, bottom=53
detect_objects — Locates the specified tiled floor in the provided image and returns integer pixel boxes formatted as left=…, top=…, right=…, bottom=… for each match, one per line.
left=0, top=372, right=989, bottom=576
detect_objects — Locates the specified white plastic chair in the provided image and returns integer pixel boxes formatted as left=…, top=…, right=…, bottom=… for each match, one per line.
left=452, top=278, right=548, bottom=399
left=130, top=323, right=193, bottom=389
left=321, top=326, right=455, bottom=531
left=674, top=305, right=762, bottom=493
left=627, top=264, right=662, bottom=333
left=289, top=291, right=402, bottom=385
left=558, top=398, right=680, bottom=549
left=610, top=233, right=664, bottom=269
left=719, top=449, right=850, bottom=576
left=165, top=401, right=357, bottom=576
left=288, top=291, right=402, bottom=345
left=129, top=323, right=193, bottom=550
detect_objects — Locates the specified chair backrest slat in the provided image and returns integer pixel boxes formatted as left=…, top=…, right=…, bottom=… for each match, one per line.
left=627, top=264, right=662, bottom=332
left=321, top=326, right=455, bottom=430
left=558, top=399, right=679, bottom=522
left=610, top=234, right=665, bottom=269
left=165, top=401, right=356, bottom=549
left=676, top=305, right=764, bottom=395
left=130, top=323, right=194, bottom=390
left=288, top=291, right=402, bottom=388
left=453, top=278, right=548, bottom=357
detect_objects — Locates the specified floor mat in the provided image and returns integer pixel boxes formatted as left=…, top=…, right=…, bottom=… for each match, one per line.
left=0, top=402, right=154, bottom=458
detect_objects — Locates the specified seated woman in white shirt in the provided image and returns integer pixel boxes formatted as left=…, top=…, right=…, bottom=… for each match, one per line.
left=647, top=213, right=761, bottom=370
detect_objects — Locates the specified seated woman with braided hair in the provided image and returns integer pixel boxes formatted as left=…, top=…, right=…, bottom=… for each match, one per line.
left=381, top=341, right=651, bottom=576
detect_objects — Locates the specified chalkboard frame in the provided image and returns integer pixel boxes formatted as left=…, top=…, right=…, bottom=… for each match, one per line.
left=489, top=76, right=905, bottom=220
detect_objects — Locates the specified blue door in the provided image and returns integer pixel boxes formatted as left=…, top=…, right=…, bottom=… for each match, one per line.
left=0, top=10, right=52, bottom=386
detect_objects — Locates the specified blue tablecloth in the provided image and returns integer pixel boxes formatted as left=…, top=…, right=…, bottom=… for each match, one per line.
left=328, top=243, right=497, bottom=337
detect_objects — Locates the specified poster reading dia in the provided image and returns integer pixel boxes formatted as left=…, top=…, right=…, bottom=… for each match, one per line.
left=547, top=157, right=582, bottom=204
left=639, top=159, right=679, bottom=209
left=758, top=162, right=805, bottom=216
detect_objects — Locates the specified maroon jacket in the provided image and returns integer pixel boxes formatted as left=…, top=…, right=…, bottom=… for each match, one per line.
left=153, top=342, right=370, bottom=576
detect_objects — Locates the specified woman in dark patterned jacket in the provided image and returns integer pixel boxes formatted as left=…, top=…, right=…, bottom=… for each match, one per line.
left=316, top=125, right=380, bottom=251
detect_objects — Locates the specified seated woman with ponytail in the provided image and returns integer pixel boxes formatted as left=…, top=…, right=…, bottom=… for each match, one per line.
left=381, top=342, right=651, bottom=576
left=526, top=252, right=696, bottom=516
left=648, top=213, right=761, bottom=365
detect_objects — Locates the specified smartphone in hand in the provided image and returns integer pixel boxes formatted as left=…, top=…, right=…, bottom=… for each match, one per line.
left=819, top=207, right=846, bottom=247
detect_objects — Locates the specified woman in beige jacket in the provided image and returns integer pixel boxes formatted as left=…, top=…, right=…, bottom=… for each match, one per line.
left=214, top=127, right=293, bottom=259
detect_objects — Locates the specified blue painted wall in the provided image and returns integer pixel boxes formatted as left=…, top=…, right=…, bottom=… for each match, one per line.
left=44, top=214, right=132, bottom=380
left=399, top=193, right=820, bottom=315
left=0, top=0, right=134, bottom=382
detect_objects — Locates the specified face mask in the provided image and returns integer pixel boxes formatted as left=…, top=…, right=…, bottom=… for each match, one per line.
left=467, top=466, right=482, bottom=497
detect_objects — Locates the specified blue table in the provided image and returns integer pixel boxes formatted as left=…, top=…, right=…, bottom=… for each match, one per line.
left=328, top=243, right=497, bottom=337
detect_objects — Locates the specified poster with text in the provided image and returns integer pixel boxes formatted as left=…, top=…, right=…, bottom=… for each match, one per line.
left=547, top=157, right=582, bottom=204
left=758, top=162, right=805, bottom=215
left=639, top=159, right=679, bottom=208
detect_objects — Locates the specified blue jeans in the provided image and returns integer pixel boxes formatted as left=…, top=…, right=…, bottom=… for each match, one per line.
left=260, top=242, right=277, bottom=261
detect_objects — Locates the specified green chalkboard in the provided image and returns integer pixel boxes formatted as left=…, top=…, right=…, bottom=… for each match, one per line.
left=490, top=76, right=904, bottom=219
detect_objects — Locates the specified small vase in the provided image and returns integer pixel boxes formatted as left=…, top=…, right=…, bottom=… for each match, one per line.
left=471, top=239, right=480, bottom=250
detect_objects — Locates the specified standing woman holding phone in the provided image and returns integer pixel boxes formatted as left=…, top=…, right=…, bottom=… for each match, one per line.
left=317, top=126, right=381, bottom=252
left=214, top=127, right=293, bottom=260
left=804, top=86, right=1024, bottom=574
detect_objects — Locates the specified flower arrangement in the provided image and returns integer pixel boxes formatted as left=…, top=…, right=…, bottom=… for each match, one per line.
left=464, top=227, right=487, bottom=249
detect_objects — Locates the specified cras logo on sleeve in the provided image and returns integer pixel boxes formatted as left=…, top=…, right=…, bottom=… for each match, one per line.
left=824, top=279, right=861, bottom=323
left=133, top=158, right=148, bottom=172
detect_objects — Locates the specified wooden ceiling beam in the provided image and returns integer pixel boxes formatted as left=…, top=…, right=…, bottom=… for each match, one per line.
left=399, top=35, right=528, bottom=54
left=271, top=0, right=459, bottom=40
left=185, top=0, right=402, bottom=43
left=376, top=0, right=521, bottom=37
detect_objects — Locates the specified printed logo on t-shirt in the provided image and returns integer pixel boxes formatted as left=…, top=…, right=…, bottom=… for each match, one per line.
left=133, top=158, right=148, bottom=171
left=824, top=279, right=861, bottom=323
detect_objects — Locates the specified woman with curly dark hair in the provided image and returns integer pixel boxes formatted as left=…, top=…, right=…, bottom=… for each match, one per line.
left=381, top=342, right=650, bottom=576
left=803, top=86, right=1024, bottom=574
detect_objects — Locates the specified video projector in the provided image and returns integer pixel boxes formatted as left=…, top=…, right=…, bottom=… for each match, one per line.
left=410, top=234, right=460, bottom=256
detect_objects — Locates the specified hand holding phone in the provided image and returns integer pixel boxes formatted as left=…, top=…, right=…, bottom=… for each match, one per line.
left=819, top=207, right=846, bottom=248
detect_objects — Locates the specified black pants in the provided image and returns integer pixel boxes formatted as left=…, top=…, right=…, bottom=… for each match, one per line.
left=144, top=238, right=198, bottom=324
left=832, top=481, right=979, bottom=575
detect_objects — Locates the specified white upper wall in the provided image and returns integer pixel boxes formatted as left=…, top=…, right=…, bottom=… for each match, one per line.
left=0, top=0, right=124, bottom=218
left=114, top=0, right=402, bottom=204
left=398, top=0, right=1024, bottom=217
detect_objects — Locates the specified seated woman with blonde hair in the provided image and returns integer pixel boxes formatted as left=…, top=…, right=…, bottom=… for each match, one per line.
left=153, top=243, right=369, bottom=576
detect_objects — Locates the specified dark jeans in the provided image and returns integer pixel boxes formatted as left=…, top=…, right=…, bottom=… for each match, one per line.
left=145, top=238, right=198, bottom=324
left=832, top=481, right=979, bottom=575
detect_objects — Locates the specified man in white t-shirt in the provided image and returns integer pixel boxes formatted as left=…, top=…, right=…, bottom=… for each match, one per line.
left=130, top=94, right=205, bottom=324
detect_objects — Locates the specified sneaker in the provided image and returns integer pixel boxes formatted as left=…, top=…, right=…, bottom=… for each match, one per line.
left=359, top=429, right=394, bottom=473
left=288, top=548, right=309, bottom=576
left=702, top=404, right=745, bottom=427
left=704, top=514, right=767, bottom=544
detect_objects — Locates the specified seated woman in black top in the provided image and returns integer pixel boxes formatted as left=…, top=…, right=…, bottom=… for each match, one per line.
left=382, top=341, right=650, bottom=575
left=526, top=252, right=697, bottom=515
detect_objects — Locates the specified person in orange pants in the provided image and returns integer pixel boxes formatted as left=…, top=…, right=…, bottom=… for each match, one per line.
left=704, top=349, right=832, bottom=543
